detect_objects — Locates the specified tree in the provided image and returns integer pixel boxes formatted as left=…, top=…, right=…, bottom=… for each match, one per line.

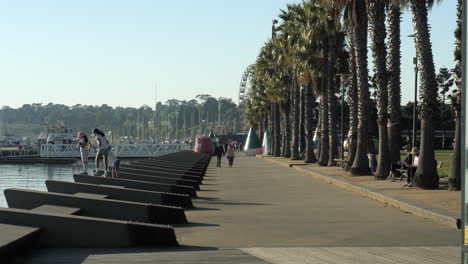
left=387, top=1, right=403, bottom=166
left=410, top=0, right=441, bottom=189
left=348, top=0, right=372, bottom=175
left=436, top=67, right=454, bottom=149
left=449, top=0, right=462, bottom=191
left=343, top=5, right=359, bottom=171
left=368, top=0, right=390, bottom=179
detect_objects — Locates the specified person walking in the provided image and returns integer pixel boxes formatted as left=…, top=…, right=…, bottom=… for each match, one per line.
left=214, top=143, right=225, bottom=168
left=226, top=143, right=236, bottom=168
left=92, top=128, right=110, bottom=176
left=77, top=131, right=90, bottom=175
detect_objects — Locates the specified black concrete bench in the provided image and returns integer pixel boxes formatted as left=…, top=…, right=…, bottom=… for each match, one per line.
left=119, top=166, right=202, bottom=183
left=46, top=180, right=193, bottom=208
left=5, top=189, right=188, bottom=224
left=74, top=175, right=198, bottom=198
left=118, top=169, right=200, bottom=190
left=0, top=223, right=42, bottom=259
left=0, top=208, right=178, bottom=247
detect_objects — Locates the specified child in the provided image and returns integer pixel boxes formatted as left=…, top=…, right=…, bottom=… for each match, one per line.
left=107, top=150, right=120, bottom=178
left=77, top=131, right=90, bottom=175
left=92, top=128, right=110, bottom=176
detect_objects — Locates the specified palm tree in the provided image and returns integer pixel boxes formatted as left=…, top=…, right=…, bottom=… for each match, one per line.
left=409, top=0, right=440, bottom=189
left=325, top=6, right=340, bottom=167
left=278, top=4, right=307, bottom=160
left=294, top=1, right=329, bottom=163
left=344, top=11, right=358, bottom=171
left=368, top=0, right=390, bottom=179
left=345, top=0, right=372, bottom=175
left=387, top=1, right=403, bottom=165
left=449, top=0, right=462, bottom=191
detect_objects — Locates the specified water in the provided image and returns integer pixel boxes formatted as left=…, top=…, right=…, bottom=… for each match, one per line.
left=0, top=162, right=94, bottom=207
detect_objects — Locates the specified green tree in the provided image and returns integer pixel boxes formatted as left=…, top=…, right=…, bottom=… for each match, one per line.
left=410, top=0, right=441, bottom=189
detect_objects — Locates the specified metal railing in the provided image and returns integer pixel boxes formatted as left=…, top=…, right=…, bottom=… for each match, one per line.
left=40, top=144, right=191, bottom=158
left=0, top=149, right=39, bottom=158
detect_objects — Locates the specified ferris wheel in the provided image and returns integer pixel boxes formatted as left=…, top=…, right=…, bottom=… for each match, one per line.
left=238, top=64, right=254, bottom=104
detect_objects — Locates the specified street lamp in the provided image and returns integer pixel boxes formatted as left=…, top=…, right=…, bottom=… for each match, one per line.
left=202, top=120, right=206, bottom=136
left=408, top=34, right=418, bottom=148
left=272, top=19, right=278, bottom=39
left=218, top=98, right=221, bottom=127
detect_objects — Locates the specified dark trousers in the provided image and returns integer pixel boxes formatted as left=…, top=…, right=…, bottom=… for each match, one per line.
left=217, top=155, right=222, bottom=167
left=407, top=167, right=417, bottom=183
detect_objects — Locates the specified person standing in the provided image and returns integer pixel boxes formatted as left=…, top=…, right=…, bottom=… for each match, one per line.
left=92, top=128, right=110, bottom=176
left=404, top=147, right=419, bottom=188
left=226, top=143, right=236, bottom=168
left=77, top=131, right=90, bottom=175
left=214, top=143, right=225, bottom=168
left=107, top=149, right=120, bottom=178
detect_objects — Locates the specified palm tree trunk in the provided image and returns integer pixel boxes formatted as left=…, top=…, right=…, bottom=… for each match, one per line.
left=387, top=3, right=402, bottom=165
left=369, top=0, right=390, bottom=179
left=304, top=82, right=317, bottom=163
left=269, top=103, right=274, bottom=155
left=317, top=113, right=322, bottom=159
left=273, top=102, right=281, bottom=157
left=284, top=95, right=292, bottom=158
left=449, top=111, right=461, bottom=190
left=327, top=34, right=338, bottom=167
left=351, top=0, right=371, bottom=175
left=410, top=0, right=439, bottom=189
left=300, top=89, right=306, bottom=156
left=346, top=29, right=358, bottom=171
left=449, top=0, right=462, bottom=191
left=291, top=81, right=301, bottom=160
left=319, top=78, right=330, bottom=166
left=280, top=103, right=286, bottom=157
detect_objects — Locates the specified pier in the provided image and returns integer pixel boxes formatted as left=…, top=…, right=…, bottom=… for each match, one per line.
left=0, top=150, right=210, bottom=261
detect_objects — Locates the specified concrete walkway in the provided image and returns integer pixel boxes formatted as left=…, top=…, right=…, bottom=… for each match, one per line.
left=15, top=155, right=461, bottom=263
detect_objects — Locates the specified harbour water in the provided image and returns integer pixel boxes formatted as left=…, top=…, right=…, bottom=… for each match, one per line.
left=0, top=162, right=94, bottom=207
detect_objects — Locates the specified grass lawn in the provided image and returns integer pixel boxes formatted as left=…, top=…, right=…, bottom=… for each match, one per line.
left=400, top=150, right=453, bottom=178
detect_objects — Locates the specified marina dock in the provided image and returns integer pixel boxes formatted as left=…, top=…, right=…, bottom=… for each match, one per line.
left=0, top=150, right=210, bottom=261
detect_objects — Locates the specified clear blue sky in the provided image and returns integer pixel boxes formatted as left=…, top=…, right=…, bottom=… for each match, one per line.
left=0, top=0, right=457, bottom=109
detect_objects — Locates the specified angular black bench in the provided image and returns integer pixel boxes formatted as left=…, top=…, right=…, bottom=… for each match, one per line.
left=0, top=208, right=178, bottom=247
left=46, top=180, right=193, bottom=208
left=5, top=189, right=188, bottom=224
left=74, top=175, right=197, bottom=198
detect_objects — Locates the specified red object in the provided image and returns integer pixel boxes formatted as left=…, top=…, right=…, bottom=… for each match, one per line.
left=194, top=136, right=214, bottom=154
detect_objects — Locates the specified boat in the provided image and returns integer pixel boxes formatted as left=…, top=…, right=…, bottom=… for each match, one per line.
left=37, top=125, right=76, bottom=145
left=0, top=135, right=21, bottom=147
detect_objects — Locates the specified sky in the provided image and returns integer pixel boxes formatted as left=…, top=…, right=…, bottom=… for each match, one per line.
left=0, top=0, right=458, bottom=109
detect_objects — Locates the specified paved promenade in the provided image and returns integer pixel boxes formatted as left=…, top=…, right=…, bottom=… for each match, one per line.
left=15, top=155, right=461, bottom=263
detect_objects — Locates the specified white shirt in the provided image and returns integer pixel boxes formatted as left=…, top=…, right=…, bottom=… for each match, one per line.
left=413, top=156, right=419, bottom=166
left=97, top=135, right=109, bottom=149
